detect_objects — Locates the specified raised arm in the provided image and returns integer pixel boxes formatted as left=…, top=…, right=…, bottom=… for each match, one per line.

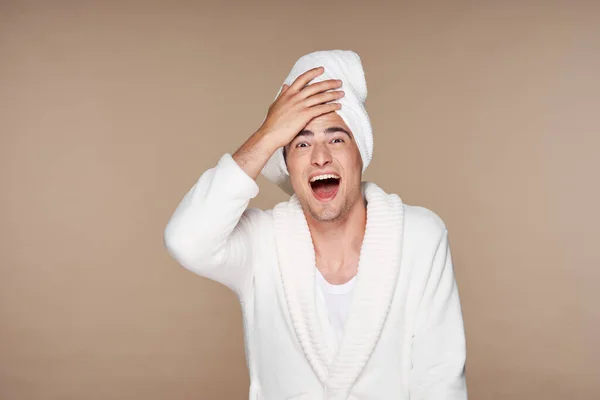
left=163, top=152, right=263, bottom=297
left=163, top=66, right=345, bottom=298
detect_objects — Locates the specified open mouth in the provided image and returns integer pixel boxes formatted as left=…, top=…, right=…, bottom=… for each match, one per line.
left=309, top=174, right=341, bottom=202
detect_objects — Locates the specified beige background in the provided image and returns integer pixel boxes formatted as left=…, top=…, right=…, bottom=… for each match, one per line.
left=1, top=1, right=599, bottom=399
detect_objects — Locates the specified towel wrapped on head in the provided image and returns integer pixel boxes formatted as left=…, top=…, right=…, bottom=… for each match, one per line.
left=260, top=49, right=374, bottom=195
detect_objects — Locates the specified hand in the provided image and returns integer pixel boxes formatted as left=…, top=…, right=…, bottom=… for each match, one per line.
left=258, top=66, right=345, bottom=149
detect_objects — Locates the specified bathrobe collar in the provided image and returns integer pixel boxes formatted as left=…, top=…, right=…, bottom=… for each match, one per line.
left=272, top=181, right=405, bottom=397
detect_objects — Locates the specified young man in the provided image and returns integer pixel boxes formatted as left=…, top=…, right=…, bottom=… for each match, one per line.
left=164, top=50, right=467, bottom=399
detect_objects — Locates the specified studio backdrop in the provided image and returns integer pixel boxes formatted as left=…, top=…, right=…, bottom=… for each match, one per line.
left=1, top=1, right=598, bottom=399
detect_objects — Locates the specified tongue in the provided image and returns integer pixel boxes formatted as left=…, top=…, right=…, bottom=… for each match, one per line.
left=312, top=180, right=339, bottom=199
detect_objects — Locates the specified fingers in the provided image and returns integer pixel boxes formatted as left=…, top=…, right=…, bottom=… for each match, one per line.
left=303, top=89, right=345, bottom=108
left=261, top=67, right=343, bottom=148
left=288, top=66, right=325, bottom=93
left=282, top=67, right=342, bottom=103
left=306, top=102, right=342, bottom=118
left=299, top=79, right=342, bottom=99
left=275, top=84, right=289, bottom=101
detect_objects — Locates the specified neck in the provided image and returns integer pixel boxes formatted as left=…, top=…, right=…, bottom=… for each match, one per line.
left=305, top=194, right=367, bottom=273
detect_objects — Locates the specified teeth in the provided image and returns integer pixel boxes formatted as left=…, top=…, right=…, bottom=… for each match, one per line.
left=310, top=174, right=340, bottom=183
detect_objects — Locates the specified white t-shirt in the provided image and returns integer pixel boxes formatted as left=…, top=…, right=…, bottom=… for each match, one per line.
left=315, top=268, right=357, bottom=344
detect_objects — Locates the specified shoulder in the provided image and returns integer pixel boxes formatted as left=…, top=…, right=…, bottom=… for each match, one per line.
left=403, top=203, right=448, bottom=244
left=238, top=194, right=296, bottom=231
left=238, top=206, right=275, bottom=237
left=365, top=182, right=447, bottom=241
left=240, top=206, right=273, bottom=224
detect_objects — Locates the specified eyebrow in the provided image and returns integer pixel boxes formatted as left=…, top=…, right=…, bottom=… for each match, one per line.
left=293, top=126, right=353, bottom=141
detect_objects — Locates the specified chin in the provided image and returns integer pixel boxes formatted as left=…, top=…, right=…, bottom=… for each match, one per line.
left=307, top=191, right=350, bottom=222
left=308, top=206, right=344, bottom=222
left=293, top=187, right=339, bottom=221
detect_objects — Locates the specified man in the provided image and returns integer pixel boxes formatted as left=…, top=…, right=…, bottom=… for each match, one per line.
left=164, top=50, right=467, bottom=399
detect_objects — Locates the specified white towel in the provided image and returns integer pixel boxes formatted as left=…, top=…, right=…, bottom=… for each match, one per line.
left=260, top=49, right=373, bottom=195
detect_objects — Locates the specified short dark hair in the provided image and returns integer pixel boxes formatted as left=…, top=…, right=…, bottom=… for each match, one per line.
left=282, top=146, right=287, bottom=166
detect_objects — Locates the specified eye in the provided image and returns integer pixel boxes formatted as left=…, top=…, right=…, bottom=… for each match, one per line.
left=331, top=138, right=345, bottom=144
left=295, top=142, right=309, bottom=148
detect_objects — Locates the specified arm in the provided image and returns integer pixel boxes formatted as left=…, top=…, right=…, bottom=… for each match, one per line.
left=163, top=67, right=345, bottom=297
left=410, top=229, right=468, bottom=399
left=163, top=152, right=262, bottom=298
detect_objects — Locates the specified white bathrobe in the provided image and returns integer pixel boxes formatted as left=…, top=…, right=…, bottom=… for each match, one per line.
left=164, top=153, right=468, bottom=400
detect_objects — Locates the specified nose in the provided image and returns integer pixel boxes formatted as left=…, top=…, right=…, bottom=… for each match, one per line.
left=310, top=143, right=332, bottom=168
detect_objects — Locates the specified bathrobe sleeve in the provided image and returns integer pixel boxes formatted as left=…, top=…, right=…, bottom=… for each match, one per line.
left=163, top=153, right=260, bottom=298
left=410, top=229, right=468, bottom=399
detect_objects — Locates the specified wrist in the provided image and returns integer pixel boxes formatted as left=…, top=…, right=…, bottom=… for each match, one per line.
left=254, top=128, right=285, bottom=157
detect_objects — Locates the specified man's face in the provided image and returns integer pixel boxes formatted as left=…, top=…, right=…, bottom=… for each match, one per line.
left=284, top=112, right=363, bottom=222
